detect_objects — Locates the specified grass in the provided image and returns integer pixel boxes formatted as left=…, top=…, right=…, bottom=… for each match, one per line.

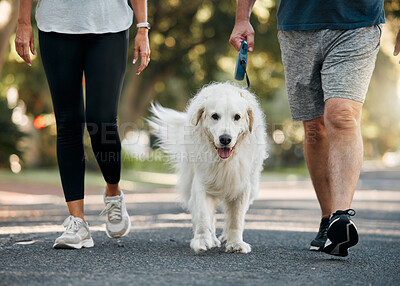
left=0, top=168, right=105, bottom=187
left=0, top=168, right=176, bottom=188
left=263, top=164, right=310, bottom=179
left=121, top=150, right=173, bottom=174
left=0, top=163, right=309, bottom=188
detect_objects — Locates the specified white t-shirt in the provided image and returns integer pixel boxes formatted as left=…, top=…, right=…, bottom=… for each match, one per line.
left=35, top=0, right=134, bottom=34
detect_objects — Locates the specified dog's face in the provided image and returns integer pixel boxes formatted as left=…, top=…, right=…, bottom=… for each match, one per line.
left=195, top=91, right=253, bottom=159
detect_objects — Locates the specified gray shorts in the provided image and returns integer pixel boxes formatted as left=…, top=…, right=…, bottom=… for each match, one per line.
left=278, top=25, right=381, bottom=121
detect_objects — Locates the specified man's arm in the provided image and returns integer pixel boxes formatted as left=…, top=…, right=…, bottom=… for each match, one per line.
left=229, top=0, right=256, bottom=52
left=394, top=28, right=400, bottom=64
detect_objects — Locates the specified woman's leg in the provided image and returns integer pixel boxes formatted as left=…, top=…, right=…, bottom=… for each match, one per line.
left=83, top=30, right=131, bottom=238
left=84, top=30, right=129, bottom=192
left=39, top=31, right=86, bottom=218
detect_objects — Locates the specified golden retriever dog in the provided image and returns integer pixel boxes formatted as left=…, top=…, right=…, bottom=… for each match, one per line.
left=148, top=82, right=267, bottom=253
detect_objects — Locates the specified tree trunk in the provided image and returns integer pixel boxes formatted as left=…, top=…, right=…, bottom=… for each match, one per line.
left=0, top=0, right=19, bottom=76
left=118, top=0, right=204, bottom=138
left=119, top=67, right=173, bottom=138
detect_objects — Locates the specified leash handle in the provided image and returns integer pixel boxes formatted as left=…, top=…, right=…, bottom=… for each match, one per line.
left=234, top=41, right=250, bottom=89
left=239, top=58, right=250, bottom=89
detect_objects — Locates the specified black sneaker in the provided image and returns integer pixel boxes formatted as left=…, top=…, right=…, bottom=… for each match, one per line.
left=323, top=209, right=359, bottom=257
left=310, top=217, right=329, bottom=251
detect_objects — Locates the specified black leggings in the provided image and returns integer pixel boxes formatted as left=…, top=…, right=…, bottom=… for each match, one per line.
left=39, top=30, right=128, bottom=202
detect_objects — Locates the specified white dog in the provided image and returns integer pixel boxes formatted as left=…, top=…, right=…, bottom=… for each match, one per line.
left=148, top=82, right=267, bottom=253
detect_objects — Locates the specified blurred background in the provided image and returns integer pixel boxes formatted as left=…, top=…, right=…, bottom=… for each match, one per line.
left=0, top=0, right=399, bottom=182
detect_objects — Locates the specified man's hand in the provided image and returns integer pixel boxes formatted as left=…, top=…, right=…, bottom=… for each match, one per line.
left=15, top=22, right=35, bottom=66
left=229, top=20, right=255, bottom=52
left=229, top=0, right=256, bottom=52
left=394, top=28, right=400, bottom=64
left=133, top=28, right=150, bottom=75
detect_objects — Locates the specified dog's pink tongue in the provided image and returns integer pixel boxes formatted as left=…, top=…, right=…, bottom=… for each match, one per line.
left=218, top=148, right=232, bottom=159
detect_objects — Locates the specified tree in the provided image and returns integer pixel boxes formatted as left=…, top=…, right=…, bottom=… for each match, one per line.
left=1, top=0, right=399, bottom=169
left=120, top=0, right=284, bottom=137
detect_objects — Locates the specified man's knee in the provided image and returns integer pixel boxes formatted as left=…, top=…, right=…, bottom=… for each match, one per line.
left=303, top=116, right=327, bottom=144
left=324, top=98, right=362, bottom=132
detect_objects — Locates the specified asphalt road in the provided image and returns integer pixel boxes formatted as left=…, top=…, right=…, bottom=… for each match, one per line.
left=0, top=169, right=399, bottom=285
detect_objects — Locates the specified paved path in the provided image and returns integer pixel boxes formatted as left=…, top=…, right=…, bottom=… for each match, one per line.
left=0, top=170, right=399, bottom=285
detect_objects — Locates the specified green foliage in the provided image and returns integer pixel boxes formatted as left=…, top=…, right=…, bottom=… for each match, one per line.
left=131, top=0, right=284, bottom=111
left=125, top=0, right=298, bottom=168
left=121, top=149, right=172, bottom=173
left=0, top=96, right=26, bottom=167
left=384, top=0, right=400, bottom=18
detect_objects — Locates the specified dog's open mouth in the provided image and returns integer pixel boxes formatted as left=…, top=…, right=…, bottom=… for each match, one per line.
left=217, top=147, right=233, bottom=159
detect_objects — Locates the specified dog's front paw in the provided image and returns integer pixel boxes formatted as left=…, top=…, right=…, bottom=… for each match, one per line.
left=211, top=235, right=221, bottom=248
left=225, top=241, right=251, bottom=253
left=218, top=233, right=227, bottom=243
left=190, top=234, right=220, bottom=253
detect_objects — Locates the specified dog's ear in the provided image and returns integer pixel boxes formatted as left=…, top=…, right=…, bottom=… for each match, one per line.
left=247, top=109, right=254, bottom=133
left=192, top=107, right=204, bottom=126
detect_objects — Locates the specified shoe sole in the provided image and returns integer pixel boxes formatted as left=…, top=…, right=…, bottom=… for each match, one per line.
left=323, top=217, right=358, bottom=257
left=310, top=245, right=323, bottom=251
left=53, top=238, right=94, bottom=249
left=105, top=216, right=132, bottom=239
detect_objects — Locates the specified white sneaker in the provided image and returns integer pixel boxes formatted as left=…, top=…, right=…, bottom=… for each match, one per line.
left=100, top=189, right=131, bottom=238
left=53, top=215, right=94, bottom=249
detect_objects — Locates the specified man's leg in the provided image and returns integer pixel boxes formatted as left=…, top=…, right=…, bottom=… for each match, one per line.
left=303, top=116, right=331, bottom=218
left=320, top=97, right=362, bottom=256
left=319, top=26, right=380, bottom=256
left=324, top=98, right=363, bottom=211
left=277, top=29, right=330, bottom=251
left=304, top=116, right=332, bottom=251
left=320, top=26, right=380, bottom=210
left=304, top=99, right=363, bottom=223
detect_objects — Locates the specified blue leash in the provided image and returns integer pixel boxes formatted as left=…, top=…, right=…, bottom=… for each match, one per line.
left=234, top=41, right=250, bottom=89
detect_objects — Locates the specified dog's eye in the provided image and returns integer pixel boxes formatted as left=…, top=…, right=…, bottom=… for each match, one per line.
left=211, top=113, right=219, bottom=120
left=234, top=114, right=241, bottom=121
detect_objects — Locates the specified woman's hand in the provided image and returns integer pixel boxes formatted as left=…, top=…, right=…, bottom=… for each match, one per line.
left=133, top=28, right=150, bottom=75
left=15, top=22, right=35, bottom=66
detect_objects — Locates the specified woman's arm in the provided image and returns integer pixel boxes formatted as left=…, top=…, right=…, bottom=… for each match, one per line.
left=130, top=0, right=150, bottom=75
left=15, top=0, right=35, bottom=66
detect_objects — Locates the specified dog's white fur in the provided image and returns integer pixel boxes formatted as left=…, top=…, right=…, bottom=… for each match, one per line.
left=148, top=82, right=267, bottom=253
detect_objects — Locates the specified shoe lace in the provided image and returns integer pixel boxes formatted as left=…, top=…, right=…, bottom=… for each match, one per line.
left=62, top=216, right=82, bottom=234
left=100, top=200, right=122, bottom=222
left=316, top=219, right=329, bottom=239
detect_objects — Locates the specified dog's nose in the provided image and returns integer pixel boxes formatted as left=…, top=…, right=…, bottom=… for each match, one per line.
left=219, top=134, right=232, bottom=146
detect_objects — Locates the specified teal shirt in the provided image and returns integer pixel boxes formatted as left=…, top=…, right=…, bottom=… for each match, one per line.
left=277, top=0, right=385, bottom=31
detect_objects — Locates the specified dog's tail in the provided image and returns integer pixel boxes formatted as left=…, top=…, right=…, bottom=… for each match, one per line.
left=148, top=102, right=192, bottom=208
left=147, top=102, right=187, bottom=166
